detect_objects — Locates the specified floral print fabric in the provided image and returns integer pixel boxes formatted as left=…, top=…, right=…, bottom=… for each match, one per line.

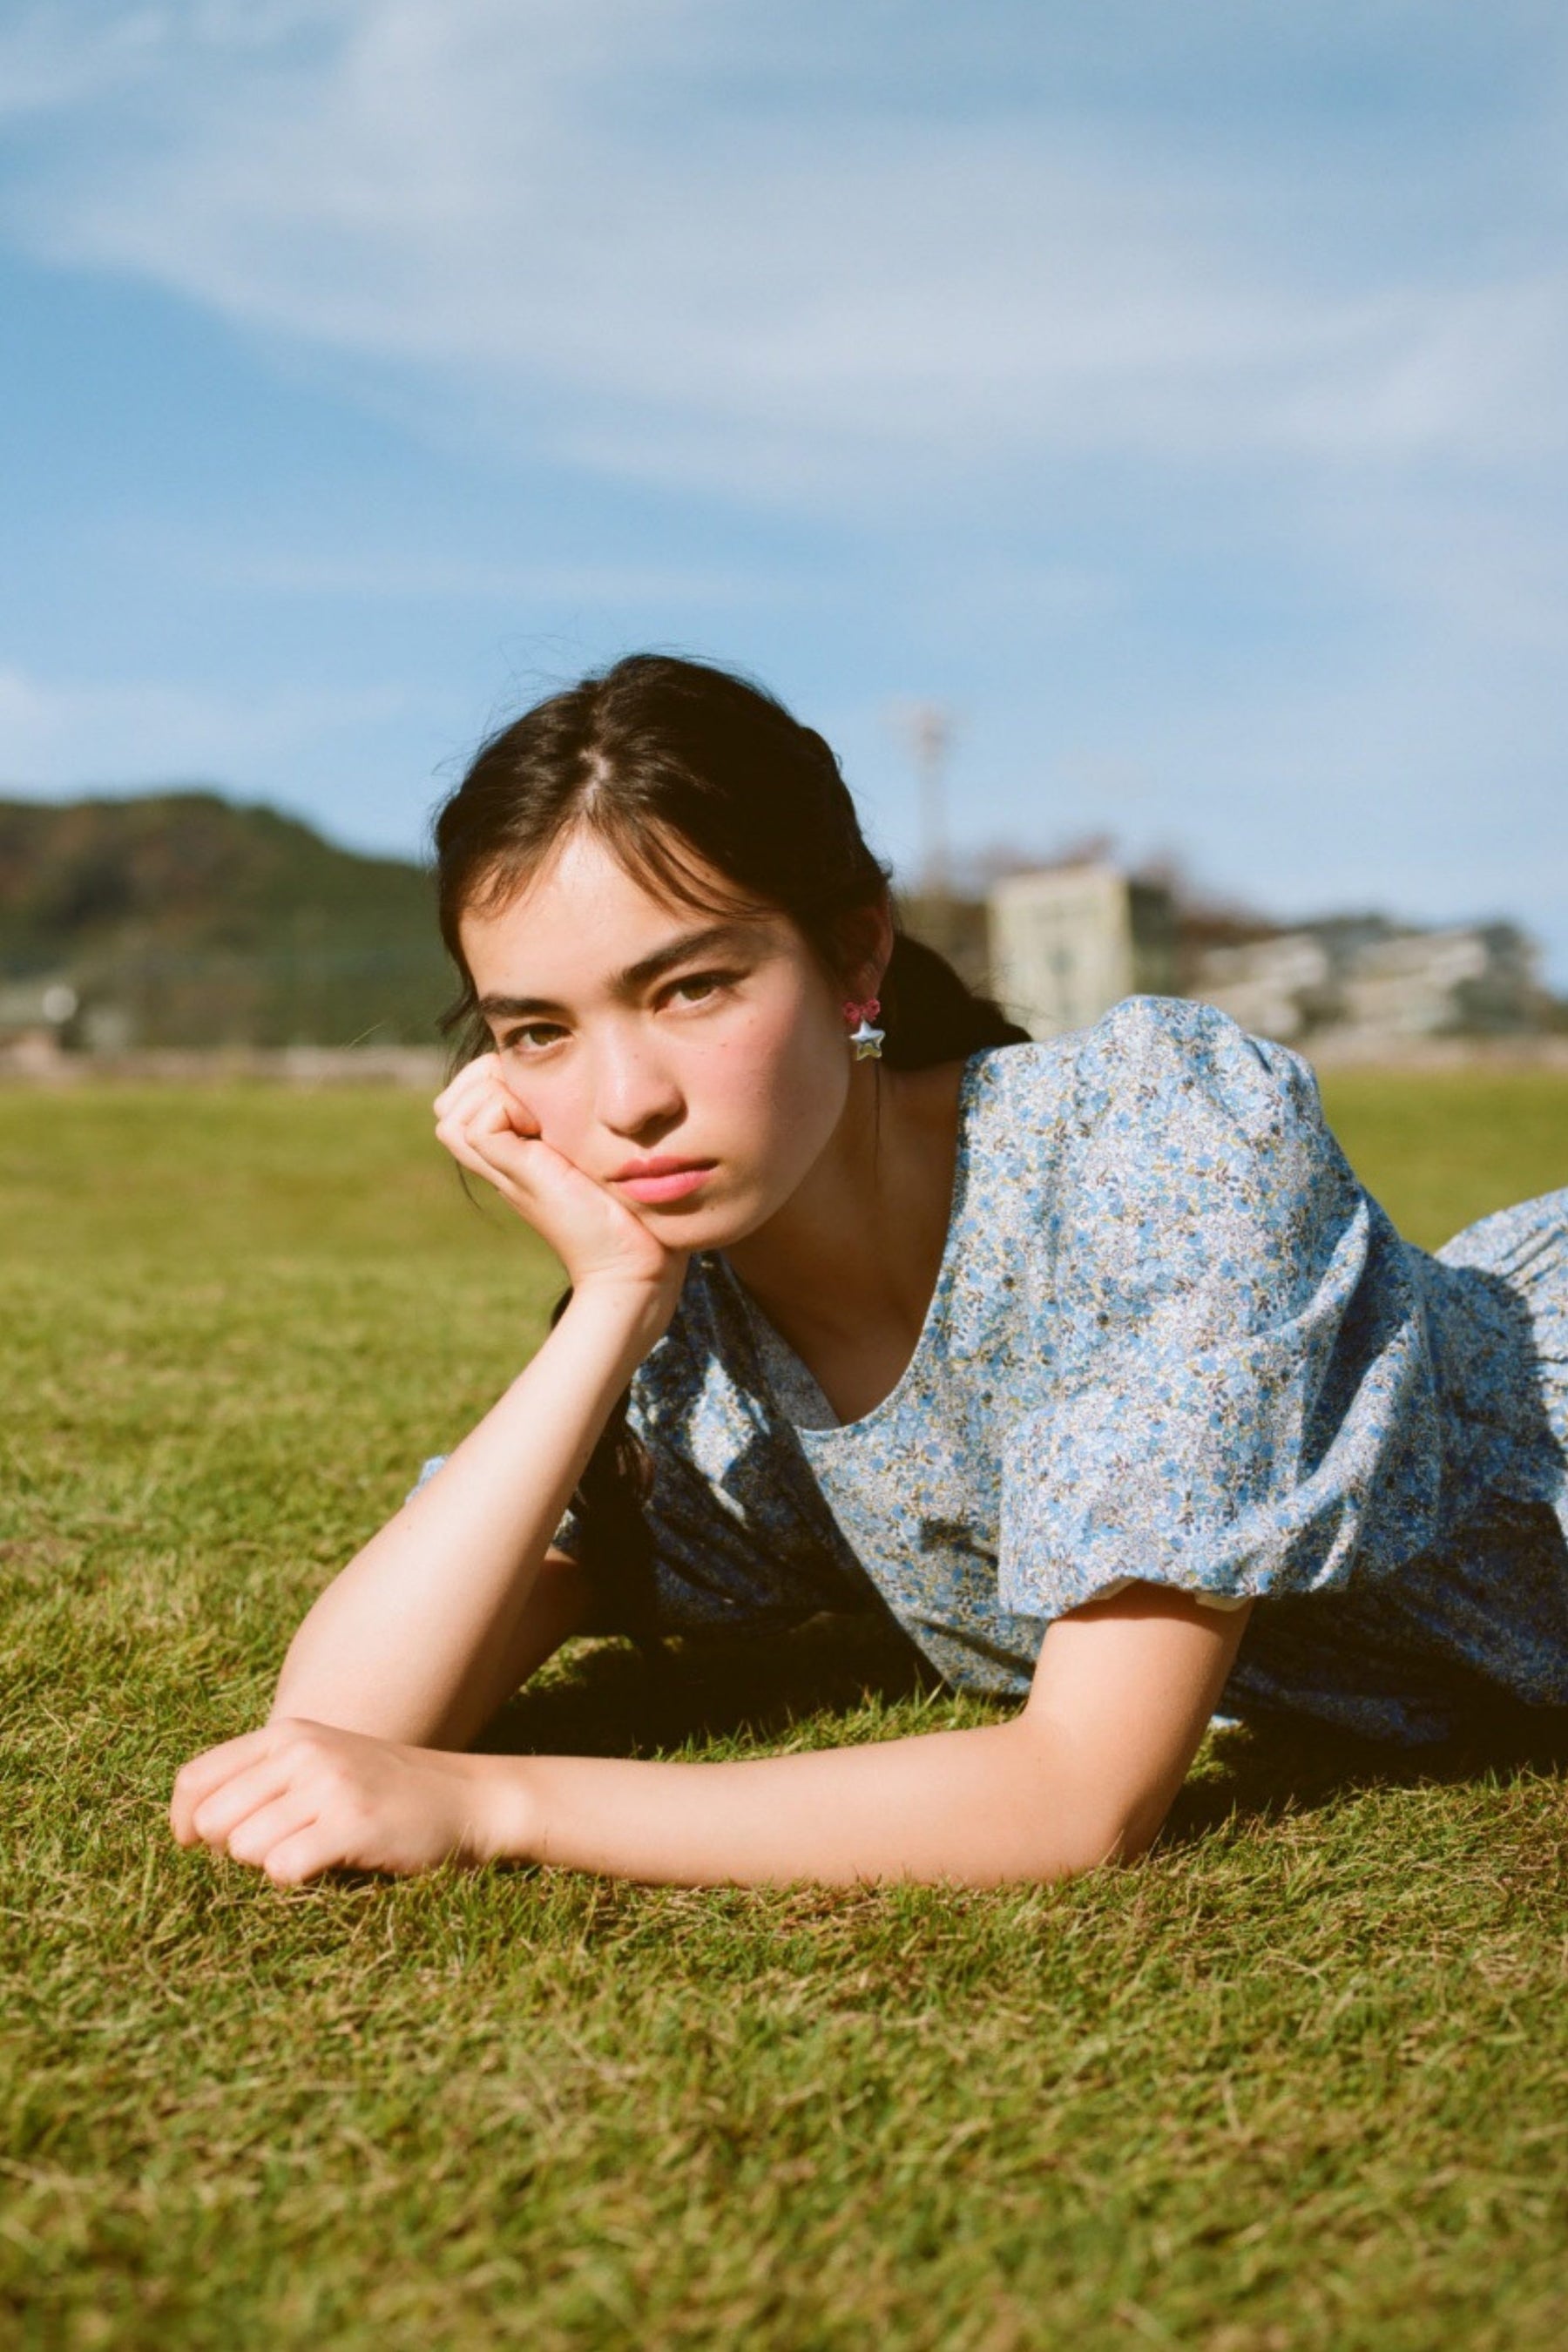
left=422, top=997, right=1568, bottom=1743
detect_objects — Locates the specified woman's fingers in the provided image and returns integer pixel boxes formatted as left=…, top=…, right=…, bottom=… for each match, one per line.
left=186, top=1753, right=304, bottom=1853
left=429, top=1062, right=675, bottom=1290
left=172, top=1720, right=334, bottom=1856
left=171, top=1721, right=364, bottom=1882
left=260, top=1822, right=337, bottom=1889
left=440, top=1125, right=534, bottom=1213
left=432, top=1070, right=502, bottom=1146
left=436, top=1078, right=512, bottom=1161
left=170, top=1722, right=506, bottom=1889
left=469, top=1078, right=538, bottom=1135
left=473, top=1082, right=543, bottom=1152
left=433, top=1061, right=544, bottom=1200
left=434, top=1057, right=538, bottom=1136
left=442, top=1077, right=560, bottom=1209
left=435, top=1112, right=506, bottom=1186
left=169, top=1727, right=277, bottom=1842
left=431, top=1053, right=501, bottom=1119
left=467, top=1114, right=544, bottom=1191
left=223, top=1793, right=321, bottom=1874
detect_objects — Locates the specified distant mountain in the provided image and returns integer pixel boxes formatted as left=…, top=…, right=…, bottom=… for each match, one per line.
left=0, top=791, right=456, bottom=1048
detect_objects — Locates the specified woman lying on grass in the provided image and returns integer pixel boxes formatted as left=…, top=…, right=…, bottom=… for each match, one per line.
left=171, top=655, right=1568, bottom=1891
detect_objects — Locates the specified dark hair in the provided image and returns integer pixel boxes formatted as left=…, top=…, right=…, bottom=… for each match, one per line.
left=432, top=653, right=1029, bottom=1652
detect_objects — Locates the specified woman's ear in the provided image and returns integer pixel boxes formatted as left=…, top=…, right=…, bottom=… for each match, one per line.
left=834, top=896, right=894, bottom=1001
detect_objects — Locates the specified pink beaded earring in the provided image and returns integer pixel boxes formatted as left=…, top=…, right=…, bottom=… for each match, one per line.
left=842, top=997, right=885, bottom=1060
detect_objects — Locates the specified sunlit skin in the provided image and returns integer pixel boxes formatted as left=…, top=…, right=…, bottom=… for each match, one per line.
left=459, top=825, right=860, bottom=1236
left=168, top=821, right=1252, bottom=1891
left=435, top=825, right=969, bottom=1423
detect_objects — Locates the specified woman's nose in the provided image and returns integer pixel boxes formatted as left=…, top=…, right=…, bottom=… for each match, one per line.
left=593, top=1030, right=684, bottom=1139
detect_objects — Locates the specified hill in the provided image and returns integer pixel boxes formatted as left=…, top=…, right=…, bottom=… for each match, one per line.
left=0, top=792, right=455, bottom=1048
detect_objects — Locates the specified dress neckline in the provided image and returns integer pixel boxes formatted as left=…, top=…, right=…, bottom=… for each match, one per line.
left=714, top=1048, right=990, bottom=1437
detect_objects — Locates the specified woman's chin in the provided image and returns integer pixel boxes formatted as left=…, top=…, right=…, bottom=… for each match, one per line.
left=637, top=1189, right=767, bottom=1253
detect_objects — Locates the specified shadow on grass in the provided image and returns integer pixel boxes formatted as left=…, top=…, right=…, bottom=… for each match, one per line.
left=476, top=1606, right=1568, bottom=1839
left=476, top=1607, right=943, bottom=1762
left=1166, top=1701, right=1568, bottom=1848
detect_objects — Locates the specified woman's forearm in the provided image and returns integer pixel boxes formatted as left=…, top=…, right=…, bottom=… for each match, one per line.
left=475, top=1714, right=1136, bottom=1889
left=180, top=1592, right=1236, bottom=1890
left=270, top=1281, right=664, bottom=1749
left=462, top=1591, right=1244, bottom=1889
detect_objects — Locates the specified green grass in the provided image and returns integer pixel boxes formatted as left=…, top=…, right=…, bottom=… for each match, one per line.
left=3, top=1073, right=1566, bottom=2350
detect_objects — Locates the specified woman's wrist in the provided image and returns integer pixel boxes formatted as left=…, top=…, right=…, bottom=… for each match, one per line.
left=466, top=1752, right=541, bottom=1866
left=560, top=1267, right=682, bottom=1361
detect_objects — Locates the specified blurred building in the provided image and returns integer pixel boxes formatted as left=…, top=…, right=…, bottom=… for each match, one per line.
left=1191, top=918, right=1543, bottom=1045
left=0, top=975, right=78, bottom=1072
left=987, top=864, right=1178, bottom=1038
left=1187, top=934, right=1339, bottom=1044
left=1339, top=923, right=1540, bottom=1037
left=893, top=888, right=991, bottom=1000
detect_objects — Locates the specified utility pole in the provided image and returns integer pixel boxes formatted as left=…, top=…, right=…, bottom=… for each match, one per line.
left=894, top=701, right=953, bottom=898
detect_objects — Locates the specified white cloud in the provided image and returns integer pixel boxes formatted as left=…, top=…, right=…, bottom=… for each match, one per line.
left=213, top=551, right=783, bottom=604
left=5, top=0, right=1567, bottom=507
left=3, top=3, right=1565, bottom=975
left=0, top=3, right=166, bottom=118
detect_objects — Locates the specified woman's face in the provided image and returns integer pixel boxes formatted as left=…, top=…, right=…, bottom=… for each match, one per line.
left=457, top=826, right=867, bottom=1249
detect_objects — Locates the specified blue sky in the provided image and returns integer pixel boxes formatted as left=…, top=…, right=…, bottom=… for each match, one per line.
left=3, top=0, right=1566, bottom=978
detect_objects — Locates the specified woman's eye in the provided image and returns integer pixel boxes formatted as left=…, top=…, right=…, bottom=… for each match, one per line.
left=667, top=969, right=737, bottom=1006
left=677, top=969, right=747, bottom=1006
left=503, top=1024, right=566, bottom=1053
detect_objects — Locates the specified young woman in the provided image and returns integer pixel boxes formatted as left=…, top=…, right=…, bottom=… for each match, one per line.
left=170, top=655, right=1568, bottom=1890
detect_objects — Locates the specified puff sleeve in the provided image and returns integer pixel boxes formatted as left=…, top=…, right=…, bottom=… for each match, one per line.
left=997, top=998, right=1444, bottom=1619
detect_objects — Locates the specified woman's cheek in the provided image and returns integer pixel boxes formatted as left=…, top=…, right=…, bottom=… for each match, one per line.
left=736, top=1030, right=846, bottom=1165
left=505, top=1068, right=583, bottom=1159
left=703, top=1010, right=811, bottom=1121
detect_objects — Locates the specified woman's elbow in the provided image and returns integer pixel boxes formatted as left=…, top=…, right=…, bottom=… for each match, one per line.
left=1001, top=1727, right=1176, bottom=1882
left=1032, top=1806, right=1164, bottom=1882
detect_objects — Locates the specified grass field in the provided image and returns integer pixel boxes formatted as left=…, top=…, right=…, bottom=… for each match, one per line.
left=3, top=1068, right=1566, bottom=2350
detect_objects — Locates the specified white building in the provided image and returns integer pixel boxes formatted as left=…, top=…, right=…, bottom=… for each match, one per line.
left=987, top=864, right=1177, bottom=1039
left=1189, top=935, right=1335, bottom=1044
left=1338, top=926, right=1535, bottom=1037
left=1191, top=920, right=1542, bottom=1046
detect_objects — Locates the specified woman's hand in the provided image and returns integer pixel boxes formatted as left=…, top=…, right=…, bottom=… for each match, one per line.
left=433, top=1053, right=684, bottom=1317
left=169, top=1719, right=516, bottom=1887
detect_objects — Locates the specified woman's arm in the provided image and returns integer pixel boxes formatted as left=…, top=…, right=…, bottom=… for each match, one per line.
left=267, top=1281, right=661, bottom=1751
left=252, top=1051, right=686, bottom=1754
left=484, top=1584, right=1250, bottom=1886
left=172, top=1587, right=1252, bottom=1889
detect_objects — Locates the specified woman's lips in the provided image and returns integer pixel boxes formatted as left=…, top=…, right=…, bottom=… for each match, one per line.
left=610, top=1158, right=715, bottom=1206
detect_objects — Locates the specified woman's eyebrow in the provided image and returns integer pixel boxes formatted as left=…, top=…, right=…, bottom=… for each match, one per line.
left=476, top=923, right=759, bottom=1020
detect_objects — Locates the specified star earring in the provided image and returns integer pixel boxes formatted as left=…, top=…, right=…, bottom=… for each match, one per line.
left=842, top=996, right=885, bottom=1060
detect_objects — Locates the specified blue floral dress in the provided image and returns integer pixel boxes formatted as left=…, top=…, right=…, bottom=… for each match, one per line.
left=424, top=997, right=1568, bottom=1743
